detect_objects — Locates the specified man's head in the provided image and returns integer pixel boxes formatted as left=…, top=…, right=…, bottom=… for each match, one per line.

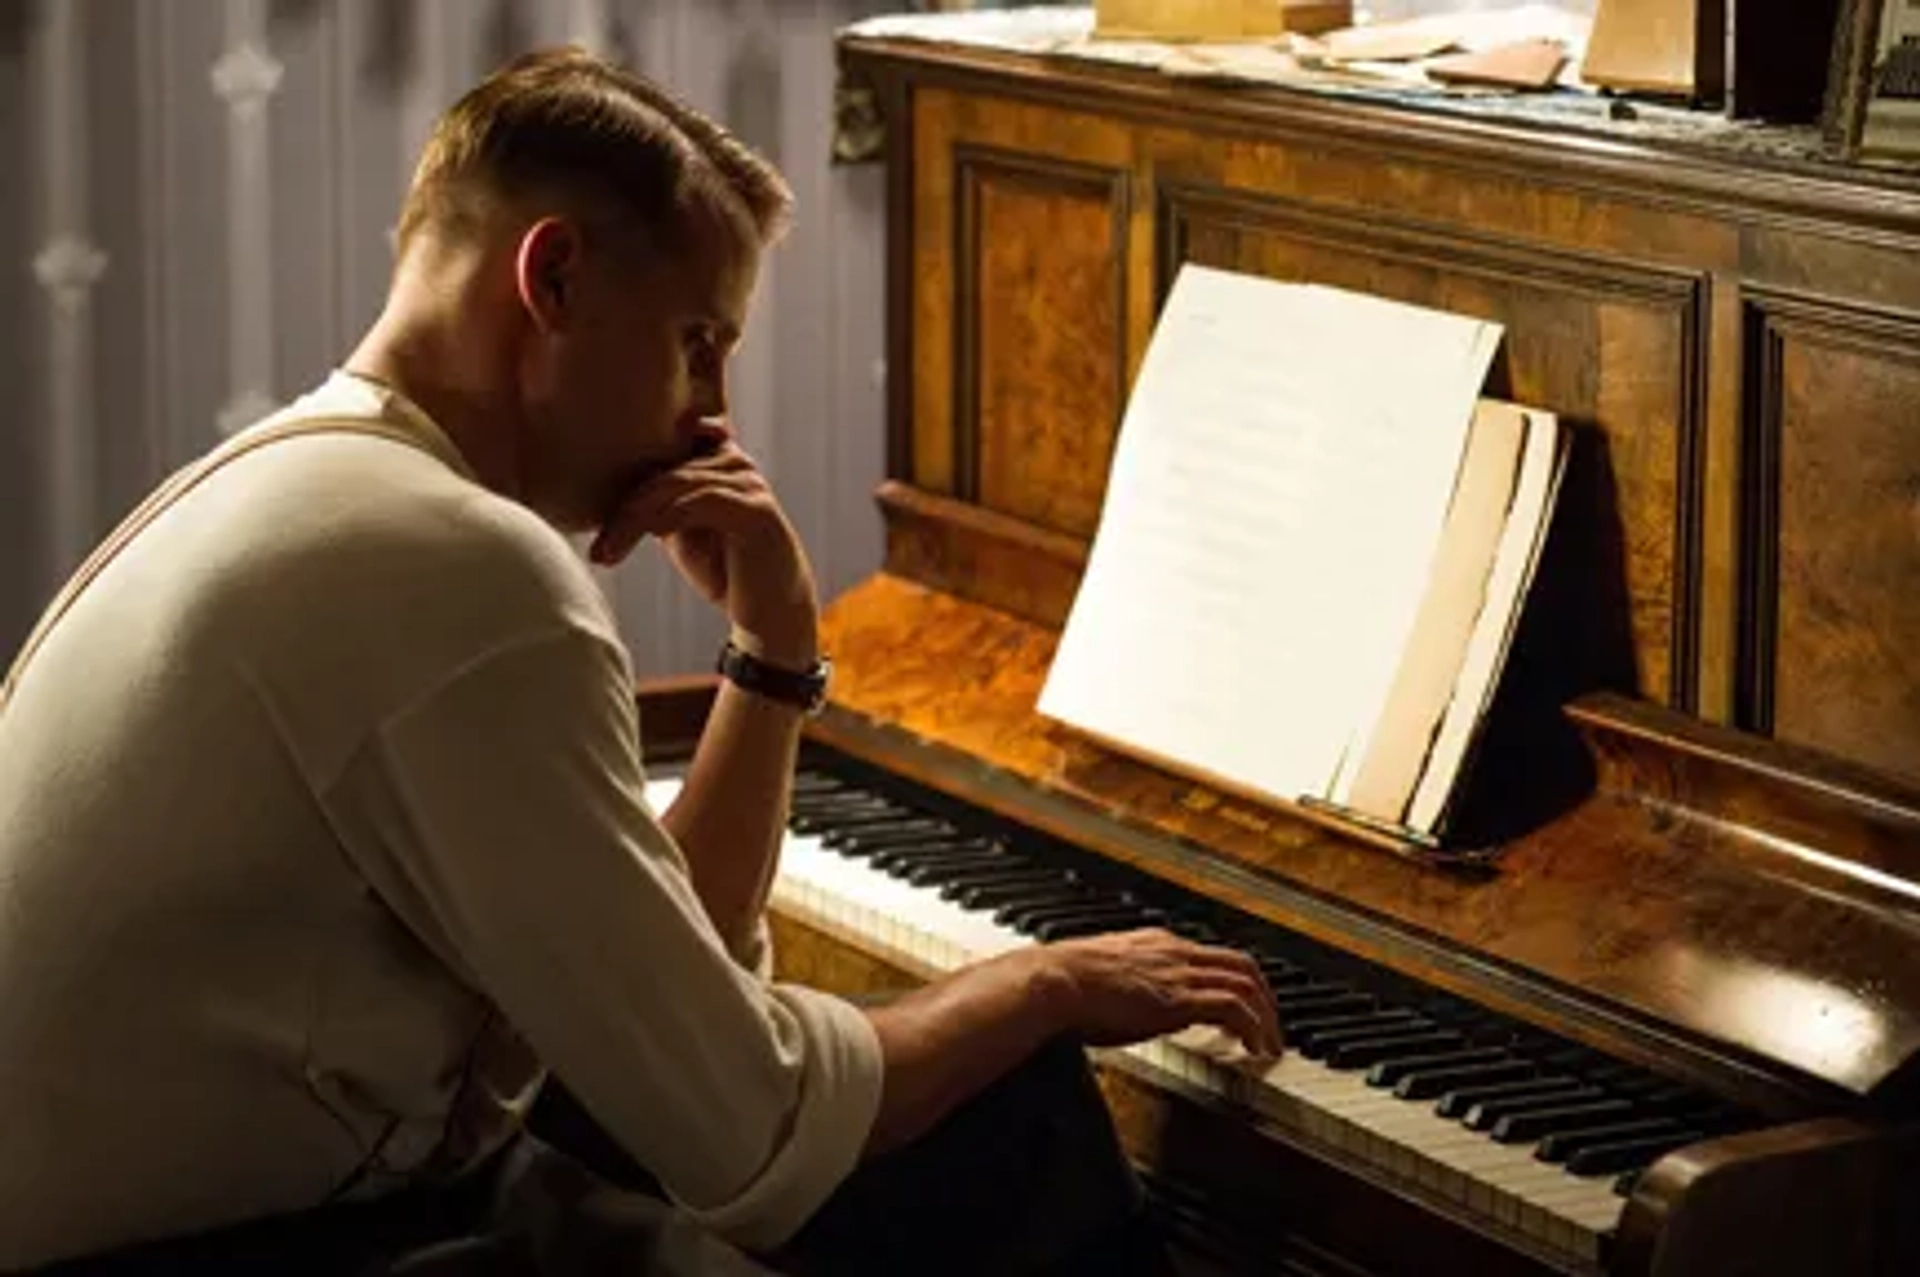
left=390, top=48, right=791, bottom=533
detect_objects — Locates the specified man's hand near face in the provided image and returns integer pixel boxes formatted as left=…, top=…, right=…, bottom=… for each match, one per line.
left=582, top=421, right=817, bottom=969
left=588, top=420, right=819, bottom=666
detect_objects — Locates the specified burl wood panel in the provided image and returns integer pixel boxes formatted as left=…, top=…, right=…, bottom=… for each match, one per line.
left=1747, top=295, right=1920, bottom=786
left=1167, top=190, right=1703, bottom=705
left=961, top=148, right=1128, bottom=538
left=814, top=573, right=1920, bottom=1105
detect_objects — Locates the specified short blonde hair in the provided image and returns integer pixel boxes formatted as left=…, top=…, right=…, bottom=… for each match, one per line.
left=396, top=47, right=792, bottom=259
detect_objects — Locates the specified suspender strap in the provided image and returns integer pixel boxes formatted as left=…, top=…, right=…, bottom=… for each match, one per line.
left=1, top=416, right=434, bottom=711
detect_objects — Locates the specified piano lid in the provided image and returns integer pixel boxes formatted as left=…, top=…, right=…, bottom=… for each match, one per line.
left=810, top=571, right=1920, bottom=1110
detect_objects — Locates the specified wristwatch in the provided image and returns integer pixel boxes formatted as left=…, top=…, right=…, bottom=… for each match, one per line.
left=716, top=639, right=832, bottom=715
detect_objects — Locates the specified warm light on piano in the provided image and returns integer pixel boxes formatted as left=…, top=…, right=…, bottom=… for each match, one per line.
left=1659, top=948, right=1887, bottom=1091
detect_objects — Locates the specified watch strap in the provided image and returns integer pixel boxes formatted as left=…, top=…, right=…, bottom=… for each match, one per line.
left=716, top=639, right=830, bottom=714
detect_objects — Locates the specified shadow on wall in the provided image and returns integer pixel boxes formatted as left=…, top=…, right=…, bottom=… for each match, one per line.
left=0, top=2, right=32, bottom=60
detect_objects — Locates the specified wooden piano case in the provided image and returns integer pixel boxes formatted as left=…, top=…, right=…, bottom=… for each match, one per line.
left=651, top=31, right=1920, bottom=1277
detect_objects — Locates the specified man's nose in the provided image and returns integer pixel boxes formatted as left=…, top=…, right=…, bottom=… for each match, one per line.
left=694, top=367, right=729, bottom=419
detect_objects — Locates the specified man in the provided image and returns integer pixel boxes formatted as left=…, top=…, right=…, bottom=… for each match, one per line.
left=0, top=49, right=1280, bottom=1274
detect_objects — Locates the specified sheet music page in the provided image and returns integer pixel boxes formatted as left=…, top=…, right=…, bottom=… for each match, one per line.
left=1407, top=408, right=1563, bottom=833
left=1040, top=266, right=1501, bottom=807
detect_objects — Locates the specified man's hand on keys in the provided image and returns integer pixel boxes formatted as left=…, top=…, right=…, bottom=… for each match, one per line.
left=1035, top=927, right=1284, bottom=1058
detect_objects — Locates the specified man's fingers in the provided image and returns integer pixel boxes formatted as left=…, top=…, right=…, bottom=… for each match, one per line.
left=1184, top=965, right=1283, bottom=1054
left=592, top=469, right=763, bottom=565
left=1185, top=989, right=1271, bottom=1058
left=1144, top=935, right=1282, bottom=1055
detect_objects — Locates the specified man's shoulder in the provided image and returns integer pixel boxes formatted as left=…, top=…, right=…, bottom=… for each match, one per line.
left=224, top=421, right=601, bottom=621
left=142, top=422, right=622, bottom=699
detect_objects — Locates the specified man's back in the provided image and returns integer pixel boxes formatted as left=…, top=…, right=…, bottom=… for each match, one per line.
left=0, top=377, right=610, bottom=1266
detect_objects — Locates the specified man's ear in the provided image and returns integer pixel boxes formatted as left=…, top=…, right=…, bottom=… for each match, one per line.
left=515, top=218, right=580, bottom=333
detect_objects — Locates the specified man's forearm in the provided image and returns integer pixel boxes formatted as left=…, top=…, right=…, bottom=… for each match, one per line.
left=860, top=947, right=1070, bottom=1156
left=660, top=677, right=803, bottom=957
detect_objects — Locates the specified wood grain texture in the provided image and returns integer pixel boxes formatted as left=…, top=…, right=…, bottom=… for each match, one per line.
left=1741, top=294, right=1920, bottom=785
left=814, top=573, right=1920, bottom=1106
left=878, top=479, right=1087, bottom=628
left=959, top=147, right=1127, bottom=537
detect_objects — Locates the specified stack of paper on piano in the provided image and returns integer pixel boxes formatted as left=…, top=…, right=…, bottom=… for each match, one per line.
left=1038, top=265, right=1566, bottom=845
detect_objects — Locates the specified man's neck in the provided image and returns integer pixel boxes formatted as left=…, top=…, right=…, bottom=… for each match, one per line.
left=344, top=284, right=527, bottom=506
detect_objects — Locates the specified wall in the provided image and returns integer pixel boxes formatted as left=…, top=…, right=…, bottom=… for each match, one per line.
left=2, top=0, right=894, bottom=676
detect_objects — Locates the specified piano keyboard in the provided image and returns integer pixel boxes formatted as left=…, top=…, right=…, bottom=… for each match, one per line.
left=646, top=758, right=1755, bottom=1270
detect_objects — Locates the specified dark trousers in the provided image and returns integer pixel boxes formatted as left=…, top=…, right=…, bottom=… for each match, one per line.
left=30, top=1038, right=1172, bottom=1277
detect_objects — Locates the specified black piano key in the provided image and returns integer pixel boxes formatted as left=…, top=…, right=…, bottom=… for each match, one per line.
left=897, top=859, right=1036, bottom=888
left=870, top=842, right=1012, bottom=872
left=907, top=862, right=1058, bottom=890
left=992, top=899, right=1092, bottom=928
left=787, top=787, right=889, bottom=811
left=915, top=861, right=1058, bottom=887
left=1007, top=899, right=1142, bottom=932
left=1289, top=1010, right=1425, bottom=1055
left=1293, top=1016, right=1432, bottom=1059
left=952, top=878, right=1083, bottom=908
left=825, top=818, right=956, bottom=850
left=787, top=801, right=901, bottom=828
left=1408, top=996, right=1498, bottom=1031
left=951, top=883, right=1087, bottom=911
left=1259, top=965, right=1322, bottom=990
left=1367, top=1044, right=1512, bottom=1083
left=1536, top=1117, right=1695, bottom=1164
left=1003, top=893, right=1138, bottom=924
left=790, top=774, right=848, bottom=798
left=1035, top=909, right=1161, bottom=941
left=1383, top=1055, right=1534, bottom=1098
left=1612, top=1171, right=1641, bottom=1198
left=789, top=804, right=912, bottom=835
left=1270, top=989, right=1374, bottom=1019
left=1463, top=1084, right=1604, bottom=1131
left=1565, top=1130, right=1704, bottom=1177
left=870, top=851, right=999, bottom=878
left=996, top=896, right=1117, bottom=928
left=849, top=838, right=990, bottom=865
left=1326, top=1030, right=1467, bottom=1071
left=1490, top=1098, right=1638, bottom=1144
left=1437, top=1075, right=1583, bottom=1120
left=834, top=826, right=977, bottom=854
left=1164, top=917, right=1223, bottom=944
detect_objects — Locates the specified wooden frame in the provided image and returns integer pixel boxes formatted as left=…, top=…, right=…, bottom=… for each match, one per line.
left=1825, top=0, right=1920, bottom=160
left=1824, top=0, right=1887, bottom=154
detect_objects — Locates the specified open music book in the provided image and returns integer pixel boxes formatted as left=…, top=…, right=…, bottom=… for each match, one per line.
left=1038, top=265, right=1567, bottom=846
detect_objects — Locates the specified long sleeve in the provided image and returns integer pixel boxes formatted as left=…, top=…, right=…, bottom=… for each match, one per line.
left=325, top=624, right=881, bottom=1250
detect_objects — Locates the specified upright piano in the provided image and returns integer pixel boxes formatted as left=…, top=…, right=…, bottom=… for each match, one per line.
left=641, top=23, right=1920, bottom=1276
